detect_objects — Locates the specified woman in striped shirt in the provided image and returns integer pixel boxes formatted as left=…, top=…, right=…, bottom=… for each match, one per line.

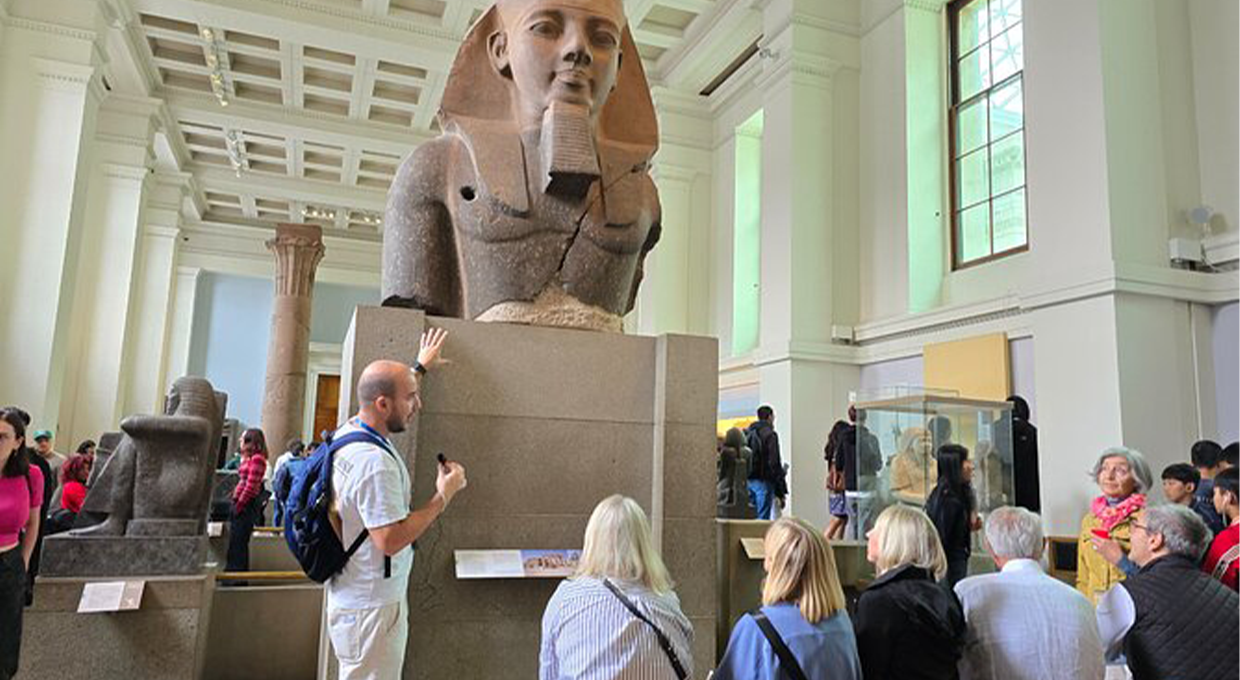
left=540, top=495, right=694, bottom=680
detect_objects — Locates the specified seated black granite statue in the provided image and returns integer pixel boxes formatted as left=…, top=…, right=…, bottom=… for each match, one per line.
left=72, top=377, right=226, bottom=537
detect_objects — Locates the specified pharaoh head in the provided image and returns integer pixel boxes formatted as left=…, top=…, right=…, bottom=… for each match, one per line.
left=488, top=0, right=625, bottom=126
left=441, top=0, right=657, bottom=151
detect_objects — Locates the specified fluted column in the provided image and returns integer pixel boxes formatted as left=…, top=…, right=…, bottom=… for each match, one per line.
left=261, top=223, right=325, bottom=452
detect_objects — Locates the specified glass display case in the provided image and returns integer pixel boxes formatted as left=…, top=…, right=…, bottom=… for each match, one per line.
left=843, top=390, right=1014, bottom=550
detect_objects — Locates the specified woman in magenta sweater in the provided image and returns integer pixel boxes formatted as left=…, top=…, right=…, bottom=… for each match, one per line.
left=0, top=408, right=44, bottom=679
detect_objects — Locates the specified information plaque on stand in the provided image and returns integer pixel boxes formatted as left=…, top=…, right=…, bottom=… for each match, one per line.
left=454, top=549, right=582, bottom=579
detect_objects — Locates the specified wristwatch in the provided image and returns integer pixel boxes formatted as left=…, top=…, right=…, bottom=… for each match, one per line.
left=413, top=361, right=428, bottom=376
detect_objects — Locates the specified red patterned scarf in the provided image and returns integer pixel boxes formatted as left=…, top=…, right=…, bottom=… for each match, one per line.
left=1091, top=494, right=1146, bottom=532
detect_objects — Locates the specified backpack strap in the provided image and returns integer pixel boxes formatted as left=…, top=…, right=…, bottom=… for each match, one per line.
left=603, top=579, right=688, bottom=680
left=326, top=429, right=399, bottom=579
left=749, top=609, right=810, bottom=680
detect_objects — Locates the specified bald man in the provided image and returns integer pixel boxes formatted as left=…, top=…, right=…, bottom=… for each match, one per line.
left=325, top=327, right=467, bottom=679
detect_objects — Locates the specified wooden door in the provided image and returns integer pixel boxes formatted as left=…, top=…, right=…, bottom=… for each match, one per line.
left=312, top=374, right=341, bottom=443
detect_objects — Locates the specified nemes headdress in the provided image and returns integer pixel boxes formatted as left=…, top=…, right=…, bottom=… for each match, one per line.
left=439, top=0, right=658, bottom=153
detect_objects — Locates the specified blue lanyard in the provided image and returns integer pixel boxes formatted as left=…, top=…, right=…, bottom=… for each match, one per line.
left=349, top=418, right=398, bottom=458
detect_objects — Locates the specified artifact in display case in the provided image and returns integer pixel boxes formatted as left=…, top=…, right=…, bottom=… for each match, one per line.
left=851, top=390, right=1015, bottom=546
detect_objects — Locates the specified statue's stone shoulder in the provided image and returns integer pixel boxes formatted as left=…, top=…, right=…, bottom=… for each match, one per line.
left=389, top=133, right=466, bottom=210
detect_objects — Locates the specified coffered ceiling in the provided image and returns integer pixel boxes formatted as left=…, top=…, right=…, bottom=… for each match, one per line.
left=108, top=0, right=748, bottom=237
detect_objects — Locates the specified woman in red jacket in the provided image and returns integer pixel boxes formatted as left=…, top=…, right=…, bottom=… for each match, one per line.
left=226, top=429, right=269, bottom=573
left=58, top=454, right=92, bottom=514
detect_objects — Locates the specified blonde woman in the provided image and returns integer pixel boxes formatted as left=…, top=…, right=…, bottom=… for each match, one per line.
left=713, top=518, right=861, bottom=680
left=539, top=495, right=693, bottom=680
left=856, top=505, right=965, bottom=680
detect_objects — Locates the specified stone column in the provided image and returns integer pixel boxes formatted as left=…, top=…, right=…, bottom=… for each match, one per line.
left=260, top=223, right=325, bottom=452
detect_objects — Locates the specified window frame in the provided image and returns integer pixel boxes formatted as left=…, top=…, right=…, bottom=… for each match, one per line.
left=947, top=0, right=1030, bottom=271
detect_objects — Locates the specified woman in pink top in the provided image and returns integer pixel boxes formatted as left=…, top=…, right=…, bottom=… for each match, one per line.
left=0, top=408, right=44, bottom=679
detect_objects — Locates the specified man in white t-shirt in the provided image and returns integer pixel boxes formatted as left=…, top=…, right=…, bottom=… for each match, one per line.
left=327, top=327, right=468, bottom=679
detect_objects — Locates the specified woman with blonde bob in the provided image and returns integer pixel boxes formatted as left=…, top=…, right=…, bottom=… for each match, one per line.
left=539, top=495, right=694, bottom=680
left=855, top=505, right=966, bottom=680
left=713, top=518, right=862, bottom=679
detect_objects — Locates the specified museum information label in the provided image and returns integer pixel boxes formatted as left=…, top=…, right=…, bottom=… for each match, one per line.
left=78, top=580, right=145, bottom=613
left=455, top=549, right=582, bottom=579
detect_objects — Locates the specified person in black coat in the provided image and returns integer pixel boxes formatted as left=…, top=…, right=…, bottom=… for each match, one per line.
left=855, top=504, right=967, bottom=680
left=1007, top=395, right=1039, bottom=512
left=925, top=444, right=977, bottom=588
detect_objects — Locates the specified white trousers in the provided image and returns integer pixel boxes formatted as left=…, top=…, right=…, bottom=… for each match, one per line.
left=327, top=599, right=408, bottom=680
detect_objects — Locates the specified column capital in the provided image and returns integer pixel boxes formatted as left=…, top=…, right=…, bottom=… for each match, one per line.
left=267, top=223, right=325, bottom=297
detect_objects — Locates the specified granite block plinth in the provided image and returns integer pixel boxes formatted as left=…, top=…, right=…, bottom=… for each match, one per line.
left=19, top=574, right=214, bottom=680
left=41, top=534, right=208, bottom=577
left=339, top=308, right=720, bottom=678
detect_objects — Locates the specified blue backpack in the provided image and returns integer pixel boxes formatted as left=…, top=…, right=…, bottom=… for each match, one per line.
left=283, top=430, right=389, bottom=583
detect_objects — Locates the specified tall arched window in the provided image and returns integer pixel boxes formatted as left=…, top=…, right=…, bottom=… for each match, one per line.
left=949, top=0, right=1027, bottom=268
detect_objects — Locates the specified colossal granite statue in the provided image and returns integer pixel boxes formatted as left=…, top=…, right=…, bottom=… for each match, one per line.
left=73, top=377, right=226, bottom=537
left=382, top=0, right=661, bottom=332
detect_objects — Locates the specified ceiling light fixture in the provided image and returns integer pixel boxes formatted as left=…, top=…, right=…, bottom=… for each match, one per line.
left=200, top=26, right=231, bottom=108
left=223, top=129, right=249, bottom=177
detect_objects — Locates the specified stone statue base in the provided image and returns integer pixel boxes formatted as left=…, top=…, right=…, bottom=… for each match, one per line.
left=19, top=574, right=214, bottom=679
left=337, top=307, right=718, bottom=679
left=40, top=535, right=209, bottom=577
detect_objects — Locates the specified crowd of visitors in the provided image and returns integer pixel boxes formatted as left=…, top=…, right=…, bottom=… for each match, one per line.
left=2, top=372, right=1236, bottom=680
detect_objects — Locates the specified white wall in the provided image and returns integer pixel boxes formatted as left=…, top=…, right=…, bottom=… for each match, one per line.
left=1214, top=302, right=1239, bottom=443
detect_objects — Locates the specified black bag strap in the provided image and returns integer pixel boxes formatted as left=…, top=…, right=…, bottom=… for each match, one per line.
left=602, top=579, right=688, bottom=680
left=749, top=609, right=809, bottom=680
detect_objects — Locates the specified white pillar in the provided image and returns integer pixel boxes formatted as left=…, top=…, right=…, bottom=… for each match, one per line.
left=121, top=174, right=191, bottom=417
left=164, top=266, right=203, bottom=388
left=0, top=1, right=106, bottom=426
left=58, top=95, right=161, bottom=446
left=754, top=0, right=862, bottom=529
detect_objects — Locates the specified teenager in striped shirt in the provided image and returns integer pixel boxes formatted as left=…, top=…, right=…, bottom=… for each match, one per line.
left=540, top=495, right=694, bottom=680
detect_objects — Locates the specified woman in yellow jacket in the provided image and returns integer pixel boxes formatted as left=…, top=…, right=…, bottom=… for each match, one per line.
left=1076, top=447, right=1153, bottom=605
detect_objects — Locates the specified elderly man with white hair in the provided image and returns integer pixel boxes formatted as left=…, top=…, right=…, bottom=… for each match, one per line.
left=1096, top=504, right=1238, bottom=680
left=954, top=506, right=1104, bottom=680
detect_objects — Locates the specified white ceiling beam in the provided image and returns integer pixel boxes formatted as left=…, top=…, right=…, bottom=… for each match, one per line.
left=412, top=71, right=445, bottom=131
left=130, top=0, right=459, bottom=71
left=350, top=57, right=375, bottom=121
left=656, top=0, right=761, bottom=90
left=633, top=28, right=679, bottom=49
left=192, top=163, right=388, bottom=212
left=164, top=90, right=429, bottom=155
left=360, top=0, right=391, bottom=17
left=658, top=0, right=714, bottom=14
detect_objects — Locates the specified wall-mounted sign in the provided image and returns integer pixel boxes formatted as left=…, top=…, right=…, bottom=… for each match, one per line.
left=455, top=549, right=582, bottom=579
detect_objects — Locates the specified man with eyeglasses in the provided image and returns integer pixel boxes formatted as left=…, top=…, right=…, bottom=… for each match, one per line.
left=1095, top=505, right=1238, bottom=680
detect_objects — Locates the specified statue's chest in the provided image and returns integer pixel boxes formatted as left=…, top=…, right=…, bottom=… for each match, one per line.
left=450, top=169, right=654, bottom=254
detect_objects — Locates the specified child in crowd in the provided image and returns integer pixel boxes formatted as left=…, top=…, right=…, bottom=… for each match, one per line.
left=1204, top=468, right=1238, bottom=591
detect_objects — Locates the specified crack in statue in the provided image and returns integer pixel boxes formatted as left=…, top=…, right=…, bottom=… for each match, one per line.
left=381, top=0, right=661, bottom=332
left=72, top=377, right=226, bottom=537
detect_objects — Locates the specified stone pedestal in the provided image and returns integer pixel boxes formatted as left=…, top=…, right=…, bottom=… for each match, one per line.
left=261, top=223, right=325, bottom=450
left=41, top=535, right=209, bottom=577
left=18, top=574, right=215, bottom=679
left=338, top=307, right=719, bottom=679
